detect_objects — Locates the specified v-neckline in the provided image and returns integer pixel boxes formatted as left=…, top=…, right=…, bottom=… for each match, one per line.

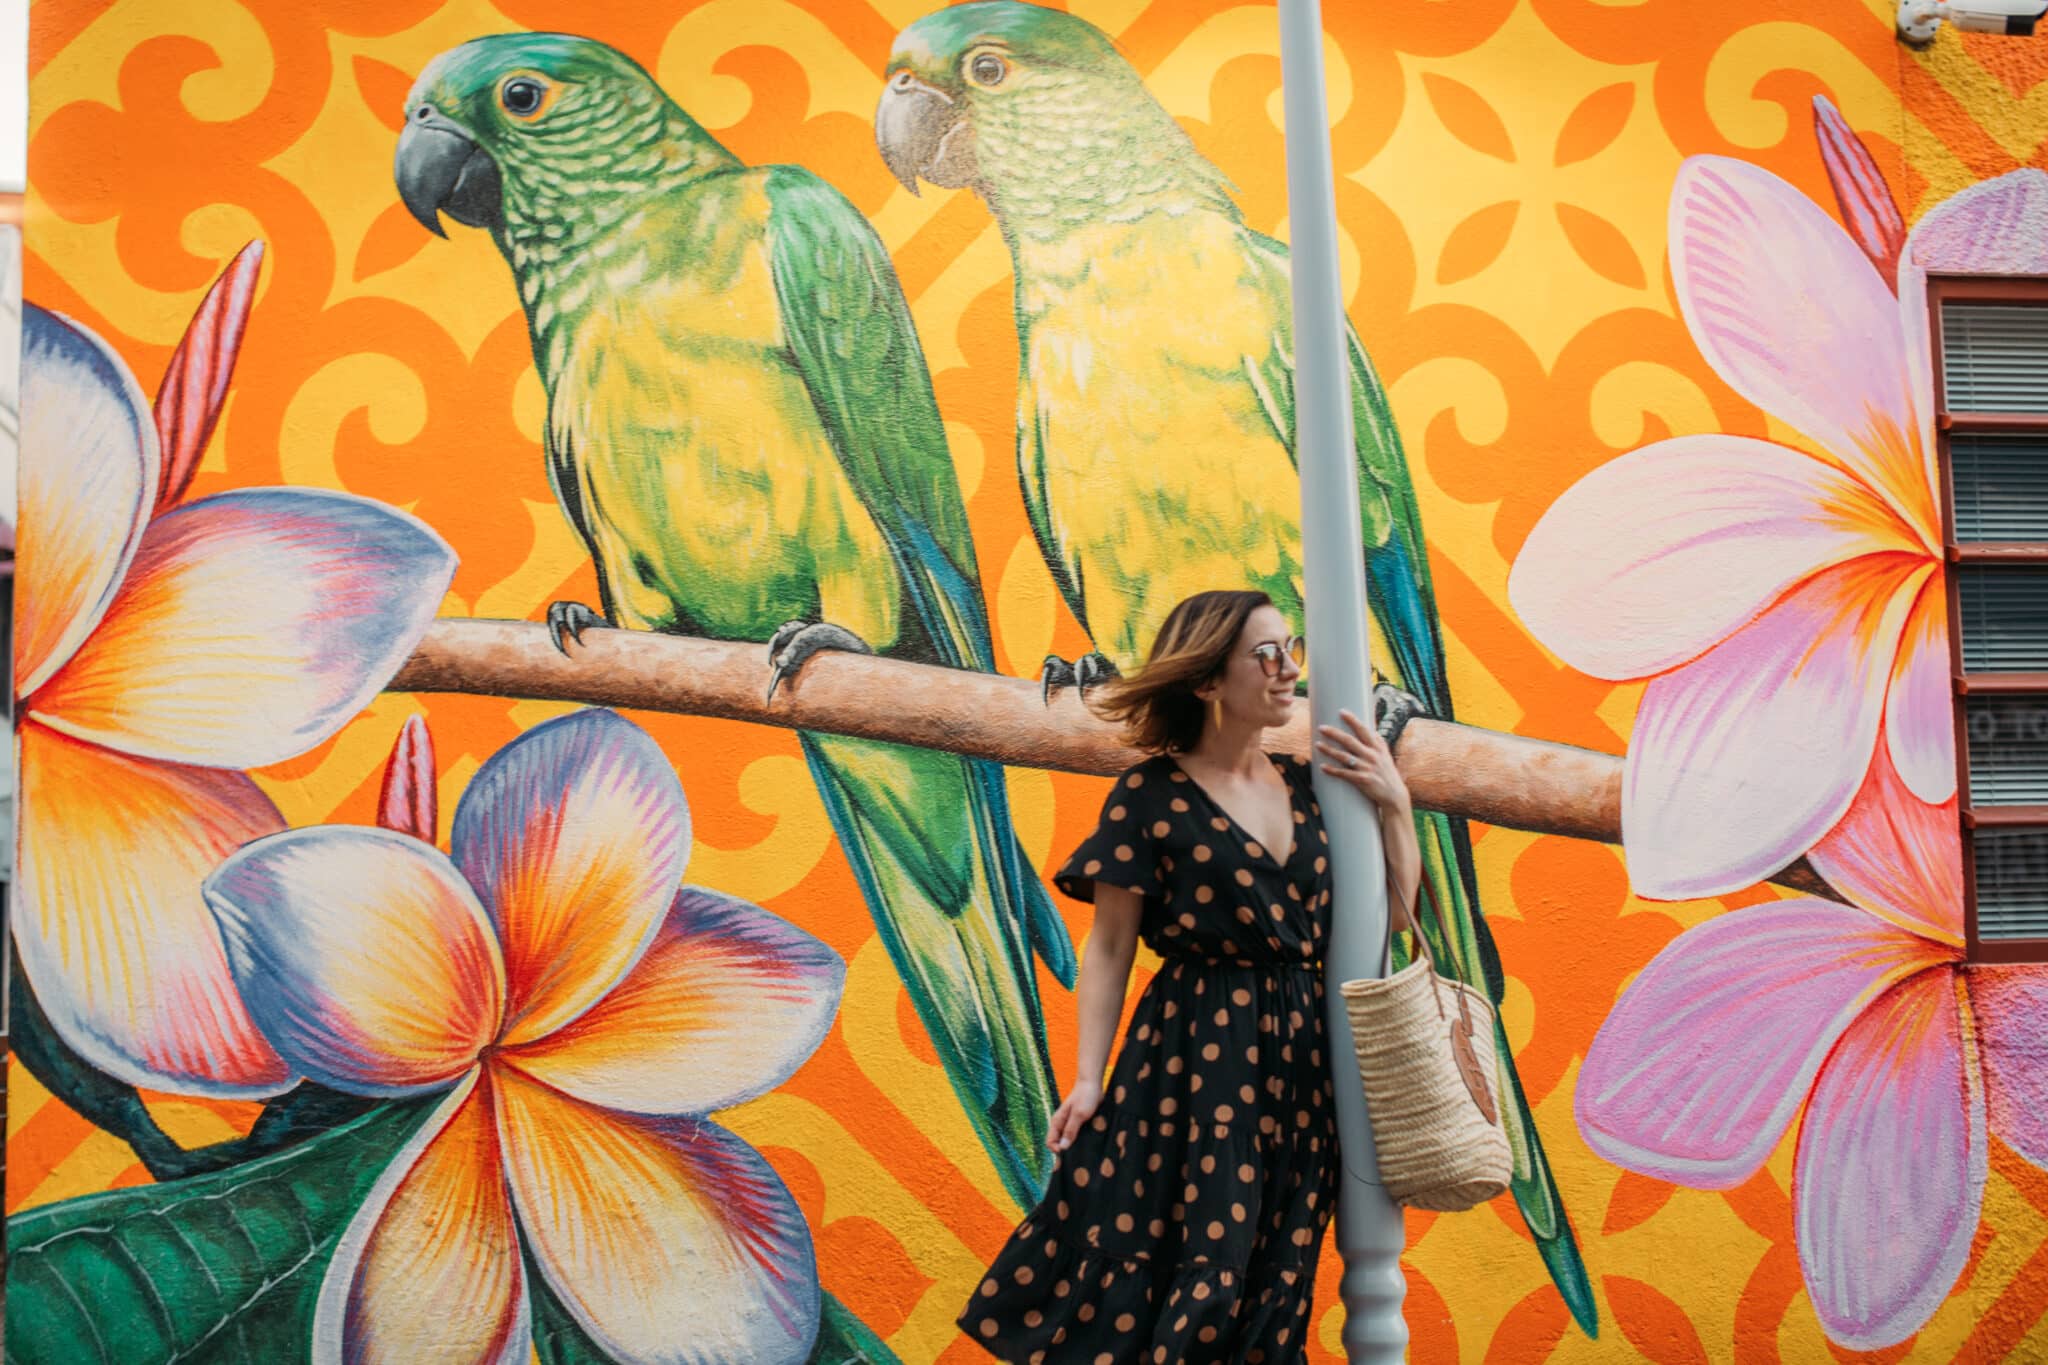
left=1168, top=753, right=1298, bottom=869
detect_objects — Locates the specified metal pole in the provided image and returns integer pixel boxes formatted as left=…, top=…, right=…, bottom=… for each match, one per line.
left=1276, top=1, right=1410, bottom=1359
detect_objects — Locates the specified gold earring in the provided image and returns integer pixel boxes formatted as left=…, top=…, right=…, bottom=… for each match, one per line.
left=1210, top=695, right=1224, bottom=732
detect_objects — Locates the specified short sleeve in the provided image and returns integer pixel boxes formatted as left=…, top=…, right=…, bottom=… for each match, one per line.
left=1052, top=763, right=1164, bottom=903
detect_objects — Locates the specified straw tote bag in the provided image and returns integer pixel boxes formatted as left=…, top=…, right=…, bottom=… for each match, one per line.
left=1338, top=876, right=1512, bottom=1212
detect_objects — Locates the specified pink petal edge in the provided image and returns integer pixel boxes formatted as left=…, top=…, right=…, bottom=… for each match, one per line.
left=1508, top=434, right=1908, bottom=681
left=1576, top=899, right=1937, bottom=1187
left=1670, top=156, right=1931, bottom=538
left=1621, top=559, right=1925, bottom=900
left=1884, top=580, right=1957, bottom=806
left=1812, top=96, right=1904, bottom=288
left=1793, top=969, right=1986, bottom=1350
left=1808, top=731, right=1964, bottom=947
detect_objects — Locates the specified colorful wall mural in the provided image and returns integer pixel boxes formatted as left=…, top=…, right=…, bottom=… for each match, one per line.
left=8, top=1, right=2048, bottom=1362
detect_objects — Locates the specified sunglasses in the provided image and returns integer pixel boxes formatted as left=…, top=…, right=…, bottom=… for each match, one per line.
left=1250, top=635, right=1307, bottom=677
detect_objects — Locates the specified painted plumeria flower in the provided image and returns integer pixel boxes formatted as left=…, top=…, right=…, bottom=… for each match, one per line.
left=203, top=708, right=844, bottom=1365
left=1510, top=154, right=2048, bottom=899
left=1576, top=745, right=2043, bottom=1348
left=15, top=245, right=455, bottom=1094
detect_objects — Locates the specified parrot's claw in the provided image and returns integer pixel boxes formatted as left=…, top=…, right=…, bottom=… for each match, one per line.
left=766, top=620, right=874, bottom=705
left=1039, top=651, right=1119, bottom=706
left=546, top=601, right=609, bottom=656
left=1077, top=652, right=1120, bottom=691
left=1372, top=682, right=1428, bottom=749
left=1039, top=656, right=1075, bottom=706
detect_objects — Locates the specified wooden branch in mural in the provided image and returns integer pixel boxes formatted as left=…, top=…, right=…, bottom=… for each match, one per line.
left=388, top=618, right=1837, bottom=899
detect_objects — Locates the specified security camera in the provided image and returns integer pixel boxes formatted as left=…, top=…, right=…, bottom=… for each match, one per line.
left=1899, top=0, right=2048, bottom=45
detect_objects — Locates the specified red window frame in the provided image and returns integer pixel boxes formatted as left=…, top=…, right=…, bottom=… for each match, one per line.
left=1929, top=274, right=2048, bottom=964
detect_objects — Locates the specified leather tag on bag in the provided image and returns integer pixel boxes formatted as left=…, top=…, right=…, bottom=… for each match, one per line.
left=1449, top=1013, right=1498, bottom=1125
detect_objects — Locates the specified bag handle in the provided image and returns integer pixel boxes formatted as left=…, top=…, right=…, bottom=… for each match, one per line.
left=1384, top=871, right=1471, bottom=1035
left=1385, top=868, right=1501, bottom=1123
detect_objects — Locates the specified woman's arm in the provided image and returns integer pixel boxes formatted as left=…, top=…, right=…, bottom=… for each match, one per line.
left=1047, top=883, right=1143, bottom=1151
left=1315, top=709, right=1419, bottom=933
left=1377, top=793, right=1421, bottom=935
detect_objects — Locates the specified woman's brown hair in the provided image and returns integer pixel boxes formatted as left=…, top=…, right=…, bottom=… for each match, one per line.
left=1091, top=590, right=1274, bottom=753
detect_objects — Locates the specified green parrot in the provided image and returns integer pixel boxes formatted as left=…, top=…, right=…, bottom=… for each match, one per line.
left=395, top=33, right=1076, bottom=1208
left=876, top=1, right=1597, bottom=1333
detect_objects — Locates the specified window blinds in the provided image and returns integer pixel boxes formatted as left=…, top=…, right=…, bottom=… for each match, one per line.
left=1944, top=303, right=2048, bottom=413
left=1941, top=297, right=2048, bottom=948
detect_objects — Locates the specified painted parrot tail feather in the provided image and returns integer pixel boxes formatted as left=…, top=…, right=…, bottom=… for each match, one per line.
left=1405, top=805, right=1599, bottom=1336
left=801, top=732, right=1064, bottom=1208
left=982, top=765, right=1077, bottom=991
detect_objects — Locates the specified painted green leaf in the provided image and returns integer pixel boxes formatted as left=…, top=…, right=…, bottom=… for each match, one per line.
left=3, top=1099, right=434, bottom=1365
left=528, top=1255, right=613, bottom=1365
left=808, top=1292, right=902, bottom=1365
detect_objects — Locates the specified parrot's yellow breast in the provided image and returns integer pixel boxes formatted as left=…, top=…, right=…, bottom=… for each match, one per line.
left=1017, top=216, right=1306, bottom=670
left=545, top=175, right=896, bottom=646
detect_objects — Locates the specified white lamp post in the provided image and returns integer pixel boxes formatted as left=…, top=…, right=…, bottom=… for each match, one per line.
left=1276, top=0, right=1411, bottom=1358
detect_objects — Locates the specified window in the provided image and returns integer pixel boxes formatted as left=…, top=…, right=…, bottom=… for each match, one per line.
left=1931, top=277, right=2048, bottom=963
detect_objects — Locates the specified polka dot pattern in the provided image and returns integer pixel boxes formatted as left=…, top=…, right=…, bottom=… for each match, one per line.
left=961, top=754, right=1338, bottom=1362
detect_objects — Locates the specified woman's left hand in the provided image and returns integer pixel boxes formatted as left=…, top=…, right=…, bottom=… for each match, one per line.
left=1315, top=710, right=1411, bottom=815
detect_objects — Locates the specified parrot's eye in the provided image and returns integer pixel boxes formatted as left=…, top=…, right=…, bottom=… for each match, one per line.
left=968, top=52, right=1007, bottom=87
left=500, top=77, right=548, bottom=118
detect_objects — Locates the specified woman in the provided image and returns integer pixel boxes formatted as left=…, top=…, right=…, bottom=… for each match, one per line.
left=958, top=589, right=1421, bottom=1364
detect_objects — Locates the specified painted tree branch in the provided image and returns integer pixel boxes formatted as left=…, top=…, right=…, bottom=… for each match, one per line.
left=389, top=618, right=1836, bottom=899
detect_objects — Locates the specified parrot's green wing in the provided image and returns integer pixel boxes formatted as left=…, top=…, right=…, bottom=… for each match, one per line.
left=764, top=166, right=1076, bottom=1205
left=1241, top=228, right=1600, bottom=1337
left=762, top=163, right=1071, bottom=976
left=763, top=165, right=991, bottom=675
left=539, top=425, right=616, bottom=624
left=1018, top=380, right=1087, bottom=635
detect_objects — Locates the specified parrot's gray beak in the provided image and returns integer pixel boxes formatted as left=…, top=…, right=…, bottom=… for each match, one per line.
left=875, top=71, right=977, bottom=194
left=395, top=108, right=503, bottom=236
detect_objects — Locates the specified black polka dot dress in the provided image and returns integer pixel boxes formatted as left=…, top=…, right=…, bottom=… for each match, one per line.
left=959, top=753, right=1338, bottom=1364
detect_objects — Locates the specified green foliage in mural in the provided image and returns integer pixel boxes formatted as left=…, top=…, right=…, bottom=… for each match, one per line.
left=3, top=1101, right=435, bottom=1365
left=7, top=1095, right=902, bottom=1365
left=805, top=1295, right=903, bottom=1365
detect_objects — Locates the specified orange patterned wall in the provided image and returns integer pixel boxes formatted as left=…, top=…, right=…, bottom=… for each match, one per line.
left=13, top=2, right=2048, bottom=1361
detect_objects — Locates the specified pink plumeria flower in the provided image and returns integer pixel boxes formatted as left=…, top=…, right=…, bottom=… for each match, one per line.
left=203, top=708, right=844, bottom=1365
left=1509, top=156, right=2048, bottom=899
left=1576, top=744, right=2044, bottom=1349
left=15, top=258, right=455, bottom=1095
